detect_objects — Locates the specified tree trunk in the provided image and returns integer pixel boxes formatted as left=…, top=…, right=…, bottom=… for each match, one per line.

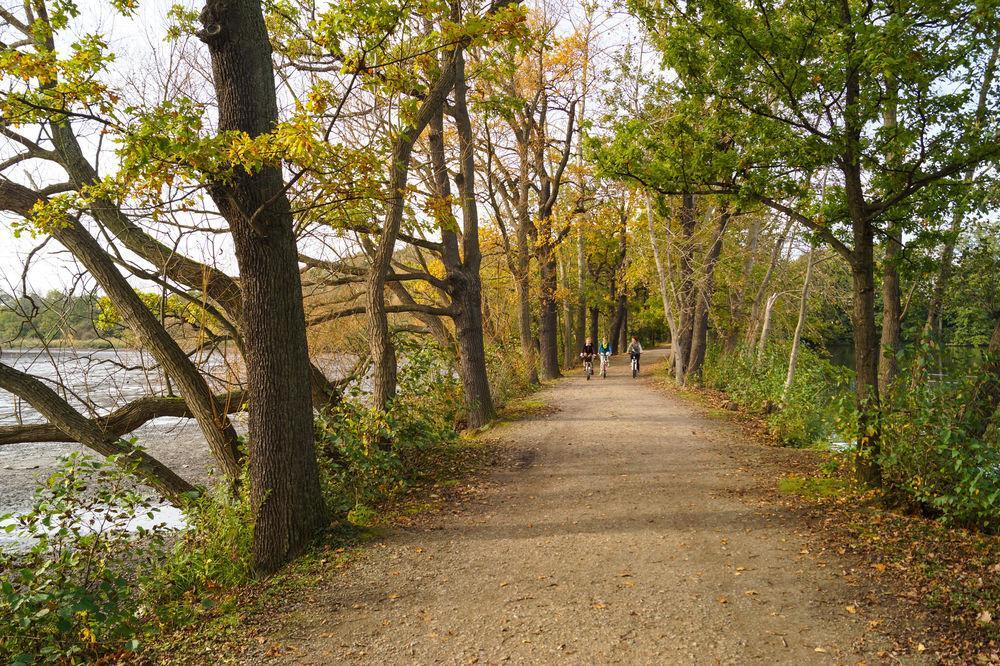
left=618, top=299, right=629, bottom=352
left=850, top=221, right=882, bottom=486
left=783, top=245, right=815, bottom=400
left=199, top=0, right=327, bottom=573
left=756, top=292, right=780, bottom=362
left=448, top=51, right=495, bottom=427
left=537, top=244, right=561, bottom=379
left=0, top=361, right=195, bottom=504
left=687, top=207, right=730, bottom=383
left=675, top=193, right=697, bottom=383
left=725, top=215, right=761, bottom=352
left=560, top=254, right=575, bottom=368
left=589, top=306, right=599, bottom=350
left=646, top=193, right=678, bottom=355
left=575, top=228, right=587, bottom=356
left=879, top=222, right=902, bottom=397
left=746, top=218, right=793, bottom=349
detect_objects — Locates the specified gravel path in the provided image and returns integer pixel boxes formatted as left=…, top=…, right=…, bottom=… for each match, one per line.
left=264, top=348, right=913, bottom=664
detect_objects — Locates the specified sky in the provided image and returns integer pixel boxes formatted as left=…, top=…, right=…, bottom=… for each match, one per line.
left=0, top=0, right=641, bottom=295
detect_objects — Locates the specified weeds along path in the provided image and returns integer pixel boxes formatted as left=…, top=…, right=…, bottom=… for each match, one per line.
left=259, top=348, right=915, bottom=664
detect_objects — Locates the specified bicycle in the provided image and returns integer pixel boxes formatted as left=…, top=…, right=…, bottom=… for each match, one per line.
left=630, top=352, right=640, bottom=378
left=582, top=354, right=594, bottom=380
left=599, top=352, right=609, bottom=379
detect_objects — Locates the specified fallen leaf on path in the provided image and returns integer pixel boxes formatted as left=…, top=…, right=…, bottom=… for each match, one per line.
left=873, top=563, right=886, bottom=573
left=592, top=602, right=607, bottom=609
left=845, top=605, right=857, bottom=614
left=499, top=581, right=509, bottom=588
left=814, top=647, right=827, bottom=653
left=977, top=610, right=992, bottom=624
left=717, top=596, right=728, bottom=604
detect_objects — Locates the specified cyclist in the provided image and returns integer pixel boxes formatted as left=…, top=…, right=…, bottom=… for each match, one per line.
left=580, top=337, right=595, bottom=378
left=627, top=336, right=643, bottom=375
left=597, top=337, right=612, bottom=377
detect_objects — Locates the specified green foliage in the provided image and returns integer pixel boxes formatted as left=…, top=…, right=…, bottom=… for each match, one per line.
left=0, top=450, right=166, bottom=663
left=0, top=453, right=255, bottom=663
left=314, top=343, right=463, bottom=519
left=703, top=344, right=853, bottom=447
left=880, top=357, right=1000, bottom=531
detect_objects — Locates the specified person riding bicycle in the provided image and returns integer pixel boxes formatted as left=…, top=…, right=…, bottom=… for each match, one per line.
left=627, top=336, right=643, bottom=373
left=597, top=337, right=612, bottom=358
left=580, top=338, right=595, bottom=363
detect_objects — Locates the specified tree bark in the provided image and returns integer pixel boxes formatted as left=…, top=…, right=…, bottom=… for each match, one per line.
left=589, top=306, right=599, bottom=349
left=879, top=222, right=902, bottom=396
left=725, top=215, right=761, bottom=352
left=559, top=253, right=575, bottom=367
left=443, top=47, right=495, bottom=427
left=0, top=361, right=195, bottom=504
left=0, top=391, right=245, bottom=446
left=961, top=313, right=1000, bottom=438
left=646, top=193, right=678, bottom=355
left=675, top=193, right=697, bottom=383
left=745, top=218, right=793, bottom=349
left=783, top=246, right=815, bottom=400
left=687, top=206, right=731, bottom=383
left=199, top=0, right=327, bottom=573
left=756, top=292, right=780, bottom=362
left=537, top=245, right=561, bottom=379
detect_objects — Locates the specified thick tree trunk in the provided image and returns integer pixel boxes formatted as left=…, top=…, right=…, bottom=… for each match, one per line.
left=675, top=193, right=697, bottom=383
left=589, top=306, right=599, bottom=349
left=447, top=51, right=495, bottom=427
left=783, top=246, right=815, bottom=400
left=199, top=0, right=327, bottom=573
left=687, top=207, right=730, bottom=383
left=0, top=361, right=195, bottom=503
left=851, top=222, right=882, bottom=486
left=537, top=246, right=561, bottom=379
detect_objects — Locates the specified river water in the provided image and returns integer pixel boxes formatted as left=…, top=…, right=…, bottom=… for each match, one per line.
left=0, top=347, right=239, bottom=522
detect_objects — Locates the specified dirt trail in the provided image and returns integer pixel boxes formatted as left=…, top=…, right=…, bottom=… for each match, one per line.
left=262, top=349, right=912, bottom=664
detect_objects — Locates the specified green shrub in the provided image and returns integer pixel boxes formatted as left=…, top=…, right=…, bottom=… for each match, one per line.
left=880, top=361, right=1000, bottom=531
left=0, top=451, right=167, bottom=664
left=702, top=343, right=853, bottom=447
left=314, top=342, right=463, bottom=518
left=0, top=450, right=255, bottom=663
